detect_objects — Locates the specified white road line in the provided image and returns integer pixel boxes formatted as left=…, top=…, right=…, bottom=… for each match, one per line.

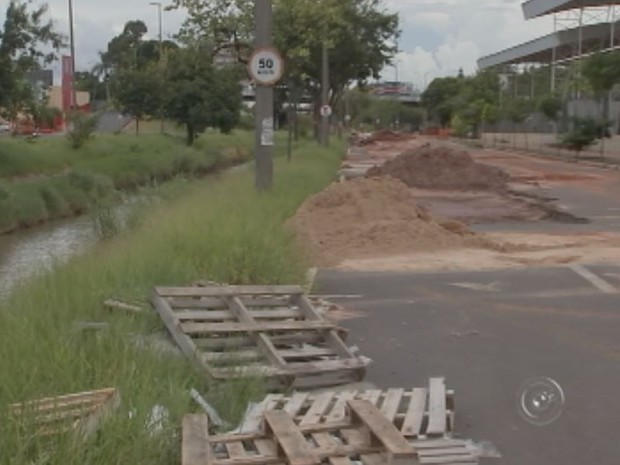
left=569, top=264, right=618, bottom=294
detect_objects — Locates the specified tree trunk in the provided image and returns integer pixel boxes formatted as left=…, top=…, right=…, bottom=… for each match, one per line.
left=135, top=118, right=140, bottom=135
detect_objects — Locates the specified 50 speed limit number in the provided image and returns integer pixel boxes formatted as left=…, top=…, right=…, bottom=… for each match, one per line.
left=248, top=47, right=284, bottom=86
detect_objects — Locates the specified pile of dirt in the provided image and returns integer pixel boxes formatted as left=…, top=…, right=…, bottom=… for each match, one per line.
left=366, top=144, right=510, bottom=191
left=353, top=130, right=415, bottom=146
left=289, top=177, right=491, bottom=266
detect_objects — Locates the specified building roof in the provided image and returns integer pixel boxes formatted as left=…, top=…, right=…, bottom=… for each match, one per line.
left=522, top=0, right=620, bottom=19
left=478, top=20, right=619, bottom=68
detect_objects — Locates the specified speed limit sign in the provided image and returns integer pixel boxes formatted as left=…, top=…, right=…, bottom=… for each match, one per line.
left=248, top=47, right=284, bottom=86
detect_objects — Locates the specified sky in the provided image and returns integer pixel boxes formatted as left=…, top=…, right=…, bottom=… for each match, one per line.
left=14, top=0, right=555, bottom=88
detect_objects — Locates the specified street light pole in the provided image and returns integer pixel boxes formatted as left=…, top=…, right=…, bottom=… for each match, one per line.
left=150, top=1, right=164, bottom=134
left=254, top=0, right=274, bottom=190
left=68, top=0, right=77, bottom=110
left=320, top=26, right=330, bottom=147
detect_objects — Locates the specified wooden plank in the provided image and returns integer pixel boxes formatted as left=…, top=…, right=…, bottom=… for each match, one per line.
left=174, top=309, right=303, bottom=322
left=228, top=297, right=287, bottom=369
left=300, top=392, right=336, bottom=425
left=279, top=348, right=336, bottom=360
left=401, top=388, right=427, bottom=437
left=347, top=400, right=416, bottom=465
left=181, top=320, right=335, bottom=334
left=156, top=285, right=304, bottom=298
left=182, top=414, right=211, bottom=465
left=311, top=432, right=354, bottom=465
left=225, top=441, right=247, bottom=460
left=202, top=350, right=263, bottom=363
left=283, top=393, right=310, bottom=417
left=295, top=296, right=354, bottom=359
left=152, top=293, right=200, bottom=361
left=426, top=378, right=447, bottom=436
left=9, top=388, right=116, bottom=414
left=263, top=411, right=320, bottom=465
left=286, top=358, right=368, bottom=375
left=196, top=332, right=327, bottom=351
left=325, top=391, right=357, bottom=423
left=359, top=390, right=382, bottom=406
left=380, top=388, right=404, bottom=422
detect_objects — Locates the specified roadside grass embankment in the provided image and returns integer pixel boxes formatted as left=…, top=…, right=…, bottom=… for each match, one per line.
left=0, top=139, right=343, bottom=464
left=0, top=131, right=254, bottom=233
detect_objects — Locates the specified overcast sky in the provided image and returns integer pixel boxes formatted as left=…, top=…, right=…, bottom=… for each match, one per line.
left=16, top=0, right=554, bottom=88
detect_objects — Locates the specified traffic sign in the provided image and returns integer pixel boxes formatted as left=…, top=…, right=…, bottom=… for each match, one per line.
left=320, top=105, right=332, bottom=118
left=248, top=47, right=284, bottom=86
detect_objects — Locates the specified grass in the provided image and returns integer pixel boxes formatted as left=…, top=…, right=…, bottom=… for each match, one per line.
left=0, top=139, right=343, bottom=464
left=0, top=131, right=255, bottom=233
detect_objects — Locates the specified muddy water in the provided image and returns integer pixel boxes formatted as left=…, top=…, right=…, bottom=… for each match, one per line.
left=0, top=216, right=98, bottom=297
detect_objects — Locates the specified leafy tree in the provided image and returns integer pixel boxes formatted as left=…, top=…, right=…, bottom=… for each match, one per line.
left=582, top=51, right=620, bottom=134
left=100, top=20, right=148, bottom=72
left=164, top=45, right=242, bottom=145
left=75, top=71, right=107, bottom=101
left=452, top=71, right=500, bottom=137
left=111, top=65, right=163, bottom=134
left=538, top=94, right=562, bottom=123
left=421, top=77, right=462, bottom=127
left=562, top=116, right=610, bottom=156
left=0, top=1, right=63, bottom=124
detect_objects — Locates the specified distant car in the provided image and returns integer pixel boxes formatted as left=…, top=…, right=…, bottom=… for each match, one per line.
left=0, top=123, right=10, bottom=133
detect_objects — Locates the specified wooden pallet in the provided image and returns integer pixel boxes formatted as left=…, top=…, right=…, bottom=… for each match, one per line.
left=239, top=378, right=455, bottom=440
left=8, top=388, right=120, bottom=440
left=152, top=285, right=370, bottom=388
left=182, top=399, right=478, bottom=465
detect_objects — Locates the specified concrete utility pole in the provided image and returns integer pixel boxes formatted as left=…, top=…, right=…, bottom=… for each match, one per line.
left=150, top=1, right=164, bottom=133
left=68, top=0, right=77, bottom=109
left=320, top=27, right=330, bottom=147
left=254, top=0, right=274, bottom=190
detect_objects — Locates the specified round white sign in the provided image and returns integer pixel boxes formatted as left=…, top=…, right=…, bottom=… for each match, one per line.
left=320, top=105, right=332, bottom=118
left=248, top=47, right=284, bottom=86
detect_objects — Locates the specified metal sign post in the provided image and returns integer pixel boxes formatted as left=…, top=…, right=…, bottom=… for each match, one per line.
left=252, top=0, right=284, bottom=191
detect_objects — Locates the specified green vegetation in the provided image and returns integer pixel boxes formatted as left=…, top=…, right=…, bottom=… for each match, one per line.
left=0, top=131, right=253, bottom=233
left=0, top=140, right=342, bottom=464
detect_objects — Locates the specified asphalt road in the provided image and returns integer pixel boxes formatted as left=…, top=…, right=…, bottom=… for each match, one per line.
left=315, top=263, right=620, bottom=464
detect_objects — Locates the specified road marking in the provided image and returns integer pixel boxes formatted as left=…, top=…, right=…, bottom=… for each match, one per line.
left=569, top=264, right=618, bottom=294
left=450, top=281, right=501, bottom=292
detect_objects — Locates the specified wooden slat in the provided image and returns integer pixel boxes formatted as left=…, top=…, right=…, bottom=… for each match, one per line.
left=401, top=388, right=427, bottom=437
left=300, top=392, right=336, bottom=425
left=325, top=391, right=357, bottom=423
left=9, top=388, right=116, bottom=414
left=182, top=414, right=211, bottom=465
left=283, top=393, right=310, bottom=417
left=181, top=320, right=335, bottom=334
left=228, top=297, right=287, bottom=369
left=156, top=285, right=304, bottom=298
left=168, top=297, right=227, bottom=309
left=347, top=400, right=416, bottom=465
left=226, top=441, right=247, bottom=460
left=380, top=388, right=404, bottom=422
left=152, top=293, right=200, bottom=361
left=278, top=348, right=336, bottom=360
left=202, top=350, right=263, bottom=363
left=295, top=296, right=354, bottom=359
left=426, top=378, right=447, bottom=436
left=263, top=411, right=320, bottom=465
left=174, top=309, right=303, bottom=322
left=286, top=358, right=368, bottom=375
left=311, top=432, right=354, bottom=465
left=359, top=390, right=382, bottom=406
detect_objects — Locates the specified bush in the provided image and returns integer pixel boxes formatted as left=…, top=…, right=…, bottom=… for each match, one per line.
left=562, top=117, right=611, bottom=155
left=66, top=112, right=98, bottom=149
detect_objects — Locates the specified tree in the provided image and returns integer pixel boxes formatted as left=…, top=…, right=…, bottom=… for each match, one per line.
left=421, top=77, right=462, bottom=127
left=562, top=116, right=610, bottom=157
left=100, top=20, right=148, bottom=73
left=164, top=46, right=242, bottom=145
left=452, top=70, right=500, bottom=137
left=582, top=51, right=620, bottom=134
left=111, top=65, right=163, bottom=134
left=0, top=1, right=63, bottom=125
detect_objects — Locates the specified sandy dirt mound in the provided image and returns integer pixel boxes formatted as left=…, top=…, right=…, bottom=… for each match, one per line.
left=366, top=144, right=510, bottom=192
left=289, top=177, right=491, bottom=266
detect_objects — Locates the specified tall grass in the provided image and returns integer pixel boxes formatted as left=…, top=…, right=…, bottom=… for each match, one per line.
left=0, top=131, right=255, bottom=233
left=0, top=140, right=343, bottom=464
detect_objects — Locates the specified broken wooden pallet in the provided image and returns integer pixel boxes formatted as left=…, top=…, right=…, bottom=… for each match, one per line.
left=182, top=399, right=478, bottom=465
left=152, top=285, right=370, bottom=388
left=8, top=387, right=120, bottom=440
left=239, top=378, right=455, bottom=439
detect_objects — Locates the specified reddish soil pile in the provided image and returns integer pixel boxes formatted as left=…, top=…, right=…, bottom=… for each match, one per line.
left=366, top=144, right=510, bottom=191
left=289, top=177, right=490, bottom=266
left=354, top=130, right=415, bottom=146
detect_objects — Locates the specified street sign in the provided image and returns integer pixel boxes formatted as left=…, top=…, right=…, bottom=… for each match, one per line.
left=320, top=105, right=332, bottom=118
left=248, top=47, right=284, bottom=86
